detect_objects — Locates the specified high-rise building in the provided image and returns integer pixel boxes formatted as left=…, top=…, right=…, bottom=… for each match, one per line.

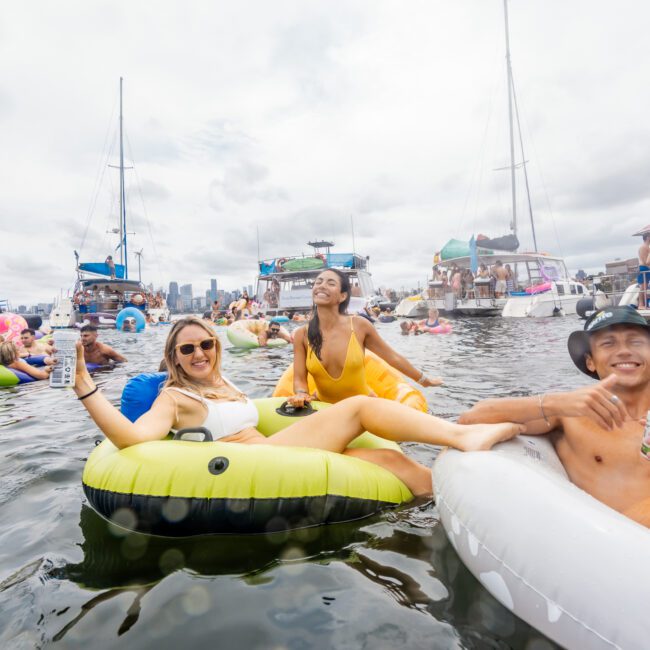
left=210, top=279, right=217, bottom=302
left=180, top=284, right=193, bottom=311
left=168, top=282, right=179, bottom=311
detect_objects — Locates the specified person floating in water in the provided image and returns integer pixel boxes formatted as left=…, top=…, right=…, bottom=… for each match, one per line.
left=257, top=320, right=292, bottom=347
left=415, top=308, right=450, bottom=332
left=80, top=325, right=127, bottom=365
left=0, top=341, right=52, bottom=380
left=64, top=316, right=523, bottom=497
left=461, top=306, right=650, bottom=528
left=290, top=269, right=442, bottom=407
left=18, top=328, right=54, bottom=360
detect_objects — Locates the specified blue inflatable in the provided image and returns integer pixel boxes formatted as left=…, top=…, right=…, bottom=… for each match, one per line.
left=23, top=355, right=48, bottom=367
left=115, top=307, right=146, bottom=333
left=121, top=372, right=167, bottom=422
left=272, top=316, right=290, bottom=323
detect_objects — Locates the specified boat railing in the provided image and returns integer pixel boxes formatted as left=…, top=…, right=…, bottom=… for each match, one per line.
left=586, top=272, right=641, bottom=308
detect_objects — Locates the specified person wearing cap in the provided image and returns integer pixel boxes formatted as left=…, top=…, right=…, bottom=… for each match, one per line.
left=459, top=306, right=650, bottom=528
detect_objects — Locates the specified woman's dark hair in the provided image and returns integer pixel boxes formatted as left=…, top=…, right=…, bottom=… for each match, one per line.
left=307, top=269, right=351, bottom=360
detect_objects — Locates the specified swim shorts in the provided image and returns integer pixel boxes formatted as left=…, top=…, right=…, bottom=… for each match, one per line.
left=495, top=280, right=507, bottom=293
left=638, top=265, right=650, bottom=285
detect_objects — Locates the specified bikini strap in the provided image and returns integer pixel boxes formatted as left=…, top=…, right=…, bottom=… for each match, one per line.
left=163, top=387, right=207, bottom=404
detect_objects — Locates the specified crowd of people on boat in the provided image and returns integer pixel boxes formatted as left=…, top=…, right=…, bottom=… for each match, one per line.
left=429, top=260, right=516, bottom=299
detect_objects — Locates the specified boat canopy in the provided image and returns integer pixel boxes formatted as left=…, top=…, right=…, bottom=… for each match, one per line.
left=259, top=252, right=366, bottom=276
left=78, top=262, right=126, bottom=279
left=440, top=235, right=519, bottom=262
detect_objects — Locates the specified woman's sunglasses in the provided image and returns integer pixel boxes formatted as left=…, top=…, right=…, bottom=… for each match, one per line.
left=176, top=338, right=217, bottom=356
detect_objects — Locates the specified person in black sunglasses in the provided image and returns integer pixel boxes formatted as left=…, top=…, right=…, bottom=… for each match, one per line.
left=257, top=320, right=292, bottom=347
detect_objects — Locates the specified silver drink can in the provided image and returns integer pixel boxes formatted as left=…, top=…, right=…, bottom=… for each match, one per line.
left=642, top=411, right=650, bottom=460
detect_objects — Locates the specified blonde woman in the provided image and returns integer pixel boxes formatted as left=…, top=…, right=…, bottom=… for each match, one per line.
left=67, top=317, right=523, bottom=496
left=0, top=341, right=52, bottom=380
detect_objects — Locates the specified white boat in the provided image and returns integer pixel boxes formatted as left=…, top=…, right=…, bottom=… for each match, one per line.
left=432, top=0, right=577, bottom=318
left=433, top=435, right=649, bottom=650
left=256, top=240, right=375, bottom=315
left=394, top=295, right=430, bottom=318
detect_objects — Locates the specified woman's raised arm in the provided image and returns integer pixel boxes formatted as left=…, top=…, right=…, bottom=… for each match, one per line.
left=69, top=341, right=175, bottom=449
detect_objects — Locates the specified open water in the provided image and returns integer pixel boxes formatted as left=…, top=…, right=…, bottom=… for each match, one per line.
left=0, top=316, right=591, bottom=649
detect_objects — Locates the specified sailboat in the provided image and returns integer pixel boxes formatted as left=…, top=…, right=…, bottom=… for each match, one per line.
left=50, top=79, right=169, bottom=329
left=429, top=0, right=585, bottom=318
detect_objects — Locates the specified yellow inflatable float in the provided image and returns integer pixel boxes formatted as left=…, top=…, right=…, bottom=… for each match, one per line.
left=273, top=351, right=428, bottom=412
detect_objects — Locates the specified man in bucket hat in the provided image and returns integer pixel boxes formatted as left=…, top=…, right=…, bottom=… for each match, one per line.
left=460, top=306, right=650, bottom=527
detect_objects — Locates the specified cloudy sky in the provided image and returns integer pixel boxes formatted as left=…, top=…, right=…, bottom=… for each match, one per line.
left=2, top=1, right=649, bottom=305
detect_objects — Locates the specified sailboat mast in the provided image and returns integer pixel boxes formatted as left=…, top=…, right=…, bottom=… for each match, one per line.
left=503, top=0, right=517, bottom=243
left=119, top=77, right=128, bottom=278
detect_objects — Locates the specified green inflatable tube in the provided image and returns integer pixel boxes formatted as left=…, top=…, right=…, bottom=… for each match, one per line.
left=82, top=397, right=413, bottom=536
left=0, top=365, right=19, bottom=387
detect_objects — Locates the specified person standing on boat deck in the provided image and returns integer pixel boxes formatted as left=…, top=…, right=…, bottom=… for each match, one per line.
left=289, top=269, right=443, bottom=407
left=504, top=264, right=515, bottom=294
left=638, top=233, right=650, bottom=308
left=61, top=316, right=523, bottom=497
left=493, top=260, right=508, bottom=298
left=105, top=256, right=116, bottom=279
left=80, top=324, right=127, bottom=365
left=459, top=306, right=650, bottom=529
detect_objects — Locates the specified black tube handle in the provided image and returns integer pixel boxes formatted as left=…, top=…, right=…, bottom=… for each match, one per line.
left=172, top=427, right=214, bottom=442
left=275, top=400, right=316, bottom=417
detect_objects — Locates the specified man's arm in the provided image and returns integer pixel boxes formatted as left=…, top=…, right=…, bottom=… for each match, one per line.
left=100, top=343, right=127, bottom=363
left=460, top=375, right=627, bottom=432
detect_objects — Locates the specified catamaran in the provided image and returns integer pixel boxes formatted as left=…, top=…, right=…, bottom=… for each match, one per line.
left=50, top=79, right=169, bottom=329
left=426, top=0, right=583, bottom=318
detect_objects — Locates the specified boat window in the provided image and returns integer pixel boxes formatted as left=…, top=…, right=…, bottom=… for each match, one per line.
left=570, top=284, right=577, bottom=295
left=556, top=284, right=565, bottom=295
left=577, top=284, right=584, bottom=294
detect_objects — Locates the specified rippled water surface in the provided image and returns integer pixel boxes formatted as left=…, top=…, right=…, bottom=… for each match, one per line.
left=0, top=317, right=590, bottom=649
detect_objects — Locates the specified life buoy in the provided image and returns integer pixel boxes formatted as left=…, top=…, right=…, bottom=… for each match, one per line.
left=276, top=258, right=287, bottom=272
left=315, top=253, right=326, bottom=264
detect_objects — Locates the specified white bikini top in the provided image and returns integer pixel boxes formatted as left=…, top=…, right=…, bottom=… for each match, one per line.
left=164, top=377, right=259, bottom=441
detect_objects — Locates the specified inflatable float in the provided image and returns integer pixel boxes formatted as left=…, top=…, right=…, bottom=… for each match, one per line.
left=82, top=373, right=412, bottom=536
left=273, top=350, right=428, bottom=412
left=226, top=320, right=290, bottom=349
left=378, top=315, right=396, bottom=323
left=432, top=435, right=650, bottom=650
left=421, top=323, right=452, bottom=334
left=116, top=307, right=146, bottom=332
left=0, top=313, right=28, bottom=343
left=0, top=365, right=37, bottom=386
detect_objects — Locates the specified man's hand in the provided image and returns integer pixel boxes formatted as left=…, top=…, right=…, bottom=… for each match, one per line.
left=549, top=374, right=628, bottom=430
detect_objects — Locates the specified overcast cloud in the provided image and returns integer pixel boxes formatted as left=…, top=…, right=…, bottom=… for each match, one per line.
left=1, top=0, right=649, bottom=305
